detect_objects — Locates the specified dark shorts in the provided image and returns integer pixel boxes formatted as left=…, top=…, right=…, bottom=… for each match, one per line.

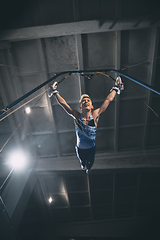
left=75, top=145, right=96, bottom=171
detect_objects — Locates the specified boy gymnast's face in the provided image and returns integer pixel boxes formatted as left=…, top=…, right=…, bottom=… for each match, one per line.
left=80, top=97, right=94, bottom=111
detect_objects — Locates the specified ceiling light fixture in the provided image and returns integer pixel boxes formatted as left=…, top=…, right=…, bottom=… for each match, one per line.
left=25, top=107, right=31, bottom=114
left=48, top=197, right=53, bottom=203
left=8, top=150, right=27, bottom=170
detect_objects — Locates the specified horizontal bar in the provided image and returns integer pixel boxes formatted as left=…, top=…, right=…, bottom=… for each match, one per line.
left=1, top=69, right=160, bottom=118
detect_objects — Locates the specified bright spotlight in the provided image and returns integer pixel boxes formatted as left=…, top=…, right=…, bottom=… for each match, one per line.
left=48, top=197, right=53, bottom=203
left=8, top=150, right=27, bottom=170
left=25, top=107, right=31, bottom=114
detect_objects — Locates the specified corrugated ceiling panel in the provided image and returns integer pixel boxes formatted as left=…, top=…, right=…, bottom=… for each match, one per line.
left=33, top=134, right=57, bottom=156
left=83, top=32, right=116, bottom=69
left=12, top=40, right=41, bottom=75
left=44, top=36, right=78, bottom=73
left=59, top=132, right=76, bottom=155
left=28, top=106, right=53, bottom=133
left=118, top=126, right=143, bottom=150
left=119, top=99, right=146, bottom=126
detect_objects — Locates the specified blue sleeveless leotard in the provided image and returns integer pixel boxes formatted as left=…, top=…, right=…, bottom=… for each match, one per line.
left=75, top=113, right=97, bottom=149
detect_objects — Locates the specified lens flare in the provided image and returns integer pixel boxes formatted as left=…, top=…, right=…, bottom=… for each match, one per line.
left=8, top=150, right=27, bottom=169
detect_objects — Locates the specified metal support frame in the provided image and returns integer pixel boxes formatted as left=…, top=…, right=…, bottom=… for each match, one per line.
left=0, top=197, right=20, bottom=240
left=1, top=69, right=160, bottom=119
left=0, top=168, right=14, bottom=195
left=0, top=167, right=20, bottom=239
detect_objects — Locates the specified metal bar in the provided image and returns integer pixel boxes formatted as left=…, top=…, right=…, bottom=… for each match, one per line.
left=107, top=70, right=160, bottom=95
left=142, top=27, right=159, bottom=149
left=0, top=71, right=64, bottom=116
left=112, top=173, right=115, bottom=218
left=86, top=174, right=92, bottom=219
left=1, top=16, right=160, bottom=42
left=0, top=168, right=14, bottom=195
left=134, top=172, right=140, bottom=217
left=0, top=197, right=20, bottom=240
left=114, top=31, right=121, bottom=152
left=1, top=69, right=160, bottom=118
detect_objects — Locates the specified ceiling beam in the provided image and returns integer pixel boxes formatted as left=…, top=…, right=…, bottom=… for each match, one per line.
left=34, top=176, right=51, bottom=226
left=114, top=31, right=121, bottom=152
left=11, top=169, right=37, bottom=229
left=0, top=16, right=160, bottom=42
left=37, top=39, right=61, bottom=157
left=72, top=0, right=80, bottom=22
left=6, top=48, right=27, bottom=135
left=75, top=34, right=85, bottom=94
left=134, top=172, right=140, bottom=217
left=62, top=176, right=72, bottom=221
left=0, top=77, right=21, bottom=149
left=37, top=175, right=53, bottom=221
left=5, top=48, right=38, bottom=157
left=1, top=166, right=37, bottom=228
left=87, top=175, right=92, bottom=218
left=72, top=1, right=85, bottom=97
left=112, top=173, right=115, bottom=219
left=47, top=215, right=152, bottom=238
left=0, top=51, right=22, bottom=150
left=0, top=41, right=11, bottom=49
left=35, top=149, right=160, bottom=172
left=142, top=27, right=159, bottom=149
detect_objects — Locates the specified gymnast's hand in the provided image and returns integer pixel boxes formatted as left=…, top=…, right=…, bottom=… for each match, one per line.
left=48, top=82, right=59, bottom=97
left=51, top=81, right=58, bottom=90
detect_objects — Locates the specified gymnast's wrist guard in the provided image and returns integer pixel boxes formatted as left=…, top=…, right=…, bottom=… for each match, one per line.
left=110, top=76, right=124, bottom=95
left=110, top=85, right=121, bottom=95
left=48, top=88, right=59, bottom=98
left=53, top=89, right=59, bottom=96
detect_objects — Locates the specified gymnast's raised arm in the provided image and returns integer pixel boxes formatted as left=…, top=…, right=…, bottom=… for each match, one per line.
left=51, top=82, right=80, bottom=120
